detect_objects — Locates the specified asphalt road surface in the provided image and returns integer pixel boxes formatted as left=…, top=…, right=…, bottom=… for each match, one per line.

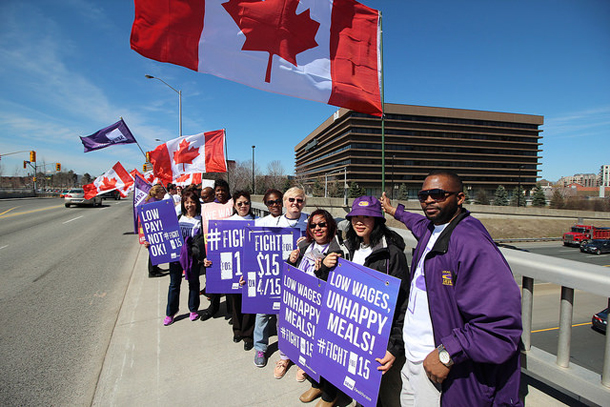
left=0, top=197, right=140, bottom=406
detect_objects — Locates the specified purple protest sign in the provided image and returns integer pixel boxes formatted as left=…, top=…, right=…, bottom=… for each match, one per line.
left=132, top=174, right=152, bottom=234
left=137, top=199, right=183, bottom=265
left=241, top=226, right=299, bottom=314
left=205, top=219, right=254, bottom=294
left=311, top=258, right=400, bottom=407
left=278, top=264, right=325, bottom=382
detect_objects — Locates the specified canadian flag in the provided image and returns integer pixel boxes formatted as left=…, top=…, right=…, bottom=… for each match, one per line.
left=130, top=0, right=382, bottom=117
left=83, top=162, right=135, bottom=199
left=173, top=173, right=216, bottom=188
left=148, top=129, right=227, bottom=184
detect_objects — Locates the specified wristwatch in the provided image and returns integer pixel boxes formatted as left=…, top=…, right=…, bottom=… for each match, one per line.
left=437, top=344, right=454, bottom=367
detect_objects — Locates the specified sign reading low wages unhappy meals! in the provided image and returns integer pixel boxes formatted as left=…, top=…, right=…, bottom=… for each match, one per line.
left=241, top=226, right=298, bottom=314
left=137, top=199, right=184, bottom=266
left=205, top=219, right=254, bottom=294
left=312, top=258, right=400, bottom=407
left=278, top=264, right=326, bottom=382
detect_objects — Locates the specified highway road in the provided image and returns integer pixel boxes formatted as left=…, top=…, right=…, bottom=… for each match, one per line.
left=0, top=197, right=140, bottom=406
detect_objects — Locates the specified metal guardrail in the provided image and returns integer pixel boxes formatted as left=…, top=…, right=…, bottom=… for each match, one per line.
left=252, top=203, right=610, bottom=405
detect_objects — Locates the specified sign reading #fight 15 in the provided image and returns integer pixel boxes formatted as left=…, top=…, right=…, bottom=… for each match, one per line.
left=278, top=263, right=326, bottom=382
left=137, top=200, right=183, bottom=266
left=241, top=226, right=298, bottom=314
left=313, top=258, right=400, bottom=407
left=205, top=219, right=254, bottom=294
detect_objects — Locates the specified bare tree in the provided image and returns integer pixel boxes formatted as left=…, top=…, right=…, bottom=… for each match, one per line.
left=229, top=160, right=260, bottom=193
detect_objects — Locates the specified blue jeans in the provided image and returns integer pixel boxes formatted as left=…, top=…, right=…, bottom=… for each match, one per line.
left=253, top=313, right=271, bottom=352
left=166, top=261, right=200, bottom=316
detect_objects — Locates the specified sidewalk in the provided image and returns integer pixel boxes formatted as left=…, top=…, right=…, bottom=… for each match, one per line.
left=92, top=244, right=324, bottom=407
left=92, top=245, right=566, bottom=406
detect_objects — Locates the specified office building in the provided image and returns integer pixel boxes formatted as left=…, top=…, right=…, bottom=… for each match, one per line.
left=295, top=103, right=544, bottom=199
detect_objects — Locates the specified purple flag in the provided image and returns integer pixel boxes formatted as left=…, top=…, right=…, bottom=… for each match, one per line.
left=80, top=119, right=137, bottom=152
left=133, top=174, right=152, bottom=234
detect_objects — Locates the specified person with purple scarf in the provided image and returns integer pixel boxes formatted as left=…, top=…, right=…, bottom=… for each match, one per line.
left=380, top=170, right=522, bottom=406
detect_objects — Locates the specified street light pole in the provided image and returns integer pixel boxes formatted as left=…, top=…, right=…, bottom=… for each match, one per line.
left=252, top=145, right=255, bottom=194
left=145, top=74, right=182, bottom=137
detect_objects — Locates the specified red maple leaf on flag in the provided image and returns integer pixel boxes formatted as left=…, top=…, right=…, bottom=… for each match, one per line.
left=173, top=139, right=200, bottom=171
left=223, top=0, right=320, bottom=83
left=99, top=177, right=117, bottom=191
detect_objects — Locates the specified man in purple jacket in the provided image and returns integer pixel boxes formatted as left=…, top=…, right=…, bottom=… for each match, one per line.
left=380, top=170, right=522, bottom=406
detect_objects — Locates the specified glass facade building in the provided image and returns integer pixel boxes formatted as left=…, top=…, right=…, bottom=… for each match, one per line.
left=295, top=103, right=544, bottom=198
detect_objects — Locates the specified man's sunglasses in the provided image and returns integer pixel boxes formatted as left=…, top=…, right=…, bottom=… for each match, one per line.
left=236, top=201, right=250, bottom=207
left=265, top=199, right=282, bottom=206
left=417, top=189, right=459, bottom=203
left=308, top=222, right=327, bottom=229
left=288, top=197, right=304, bottom=204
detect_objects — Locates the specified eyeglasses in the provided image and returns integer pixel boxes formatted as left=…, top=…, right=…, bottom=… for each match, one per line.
left=417, top=189, right=459, bottom=203
left=287, top=197, right=304, bottom=204
left=265, top=199, right=282, bottom=206
left=236, top=201, right=250, bottom=207
left=308, top=222, right=327, bottom=229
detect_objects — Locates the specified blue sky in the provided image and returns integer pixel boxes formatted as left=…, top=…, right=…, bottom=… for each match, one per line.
left=0, top=0, right=608, bottom=182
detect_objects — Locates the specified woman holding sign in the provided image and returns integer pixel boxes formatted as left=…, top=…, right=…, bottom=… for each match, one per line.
left=253, top=188, right=308, bottom=376
left=287, top=210, right=346, bottom=404
left=342, top=196, right=409, bottom=407
left=227, top=191, right=258, bottom=351
left=163, top=191, right=208, bottom=326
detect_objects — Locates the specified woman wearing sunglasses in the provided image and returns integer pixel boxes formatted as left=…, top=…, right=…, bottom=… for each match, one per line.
left=342, top=196, right=410, bottom=407
left=286, top=209, right=345, bottom=405
left=229, top=190, right=257, bottom=220
left=226, top=191, right=258, bottom=351
left=253, top=187, right=309, bottom=376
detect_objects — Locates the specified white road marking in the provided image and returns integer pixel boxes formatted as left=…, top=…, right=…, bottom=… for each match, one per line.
left=0, top=245, right=8, bottom=250
left=63, top=216, right=83, bottom=224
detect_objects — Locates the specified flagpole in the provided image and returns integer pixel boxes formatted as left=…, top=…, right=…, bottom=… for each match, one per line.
left=379, top=12, right=386, bottom=194
left=224, top=128, right=230, bottom=187
left=119, top=116, right=149, bottom=163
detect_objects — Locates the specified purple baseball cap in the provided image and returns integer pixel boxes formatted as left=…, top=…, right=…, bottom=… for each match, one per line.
left=346, top=196, right=385, bottom=221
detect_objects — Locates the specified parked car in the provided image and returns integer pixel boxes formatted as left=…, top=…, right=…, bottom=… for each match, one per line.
left=64, top=188, right=102, bottom=207
left=580, top=239, right=610, bottom=255
left=592, top=308, right=608, bottom=333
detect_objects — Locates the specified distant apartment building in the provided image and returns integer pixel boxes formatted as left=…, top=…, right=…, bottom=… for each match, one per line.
left=558, top=173, right=599, bottom=188
left=295, top=103, right=543, bottom=198
left=600, top=165, right=610, bottom=187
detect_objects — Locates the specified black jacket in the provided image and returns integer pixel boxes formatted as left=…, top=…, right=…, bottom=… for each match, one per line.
left=343, top=230, right=410, bottom=358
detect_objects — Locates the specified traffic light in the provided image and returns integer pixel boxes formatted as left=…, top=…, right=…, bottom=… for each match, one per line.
left=56, top=163, right=61, bottom=171
left=23, top=160, right=27, bottom=169
left=143, top=164, right=147, bottom=172
left=145, top=151, right=151, bottom=162
left=29, top=150, right=36, bottom=162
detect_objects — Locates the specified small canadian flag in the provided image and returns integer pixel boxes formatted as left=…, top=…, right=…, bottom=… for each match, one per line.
left=83, top=162, right=134, bottom=200
left=148, top=129, right=227, bottom=184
